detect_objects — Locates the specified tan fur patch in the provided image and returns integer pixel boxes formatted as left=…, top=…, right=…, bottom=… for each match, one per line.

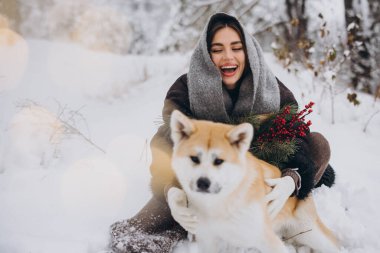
left=175, top=120, right=242, bottom=166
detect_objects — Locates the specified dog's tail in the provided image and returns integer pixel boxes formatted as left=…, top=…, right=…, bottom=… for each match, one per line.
left=315, top=164, right=335, bottom=188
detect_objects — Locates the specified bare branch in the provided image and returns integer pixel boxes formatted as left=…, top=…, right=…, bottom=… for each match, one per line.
left=253, top=20, right=289, bottom=36
left=329, top=84, right=335, bottom=124
left=182, top=6, right=209, bottom=26
left=284, top=229, right=312, bottom=241
left=139, top=139, right=149, bottom=165
left=192, top=0, right=223, bottom=7
left=59, top=120, right=106, bottom=153
left=237, top=0, right=260, bottom=19
left=363, top=109, right=380, bottom=133
left=53, top=101, right=105, bottom=154
left=16, top=99, right=104, bottom=154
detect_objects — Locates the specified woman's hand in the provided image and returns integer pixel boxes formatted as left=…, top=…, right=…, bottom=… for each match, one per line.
left=167, top=187, right=198, bottom=234
left=264, top=176, right=295, bottom=219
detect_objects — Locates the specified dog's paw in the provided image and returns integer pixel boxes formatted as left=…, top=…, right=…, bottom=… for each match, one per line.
left=168, top=187, right=198, bottom=234
left=265, top=176, right=295, bottom=219
left=168, top=187, right=187, bottom=207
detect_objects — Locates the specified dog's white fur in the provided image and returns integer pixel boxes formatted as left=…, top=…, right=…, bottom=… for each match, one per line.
left=169, top=110, right=339, bottom=253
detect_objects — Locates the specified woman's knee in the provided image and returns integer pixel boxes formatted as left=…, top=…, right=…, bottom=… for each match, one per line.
left=307, top=132, right=331, bottom=184
left=307, top=132, right=331, bottom=163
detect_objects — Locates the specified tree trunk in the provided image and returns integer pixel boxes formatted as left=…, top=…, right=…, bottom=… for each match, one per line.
left=367, top=0, right=380, bottom=94
left=344, top=0, right=373, bottom=93
left=284, top=0, right=308, bottom=60
left=367, top=0, right=380, bottom=32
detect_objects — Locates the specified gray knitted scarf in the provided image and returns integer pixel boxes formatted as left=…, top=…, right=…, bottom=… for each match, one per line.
left=188, top=13, right=280, bottom=123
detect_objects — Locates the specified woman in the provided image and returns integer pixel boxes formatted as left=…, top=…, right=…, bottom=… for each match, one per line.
left=110, top=13, right=335, bottom=253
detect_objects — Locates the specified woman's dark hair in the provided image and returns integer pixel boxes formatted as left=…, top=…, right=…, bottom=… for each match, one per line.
left=206, top=13, right=249, bottom=76
left=206, top=14, right=247, bottom=54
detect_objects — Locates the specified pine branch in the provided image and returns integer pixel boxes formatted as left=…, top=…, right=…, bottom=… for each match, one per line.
left=237, top=103, right=310, bottom=166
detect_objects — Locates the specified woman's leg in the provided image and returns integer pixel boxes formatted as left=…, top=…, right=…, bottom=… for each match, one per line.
left=109, top=130, right=186, bottom=253
left=110, top=196, right=186, bottom=253
left=306, top=132, right=334, bottom=187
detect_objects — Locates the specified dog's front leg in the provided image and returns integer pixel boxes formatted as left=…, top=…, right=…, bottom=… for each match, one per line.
left=254, top=230, right=288, bottom=253
left=196, top=235, right=218, bottom=253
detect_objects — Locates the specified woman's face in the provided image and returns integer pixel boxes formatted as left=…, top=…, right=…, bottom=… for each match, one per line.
left=210, top=26, right=246, bottom=90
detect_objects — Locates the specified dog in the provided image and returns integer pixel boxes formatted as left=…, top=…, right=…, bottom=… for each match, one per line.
left=169, top=110, right=339, bottom=253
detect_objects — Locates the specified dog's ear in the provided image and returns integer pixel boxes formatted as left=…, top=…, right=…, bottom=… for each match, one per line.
left=226, top=123, right=253, bottom=153
left=170, top=110, right=196, bottom=145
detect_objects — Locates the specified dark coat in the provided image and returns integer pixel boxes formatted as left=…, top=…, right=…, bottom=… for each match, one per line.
left=150, top=74, right=332, bottom=201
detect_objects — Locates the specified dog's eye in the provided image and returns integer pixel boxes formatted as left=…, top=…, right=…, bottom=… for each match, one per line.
left=214, top=158, right=224, bottom=166
left=190, top=156, right=200, bottom=164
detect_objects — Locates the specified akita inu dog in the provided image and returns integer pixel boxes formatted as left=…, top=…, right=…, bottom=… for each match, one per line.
left=168, top=110, right=339, bottom=253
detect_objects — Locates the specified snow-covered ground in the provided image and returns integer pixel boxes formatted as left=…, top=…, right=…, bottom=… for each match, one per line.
left=0, top=38, right=379, bottom=253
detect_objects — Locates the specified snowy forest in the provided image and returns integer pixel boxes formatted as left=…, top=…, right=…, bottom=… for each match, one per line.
left=1, top=0, right=380, bottom=253
left=2, top=0, right=380, bottom=95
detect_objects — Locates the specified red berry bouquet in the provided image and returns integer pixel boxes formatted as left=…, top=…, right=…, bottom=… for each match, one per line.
left=233, top=102, right=314, bottom=167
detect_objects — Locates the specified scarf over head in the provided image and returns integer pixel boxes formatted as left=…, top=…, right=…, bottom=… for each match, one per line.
left=188, top=12, right=280, bottom=123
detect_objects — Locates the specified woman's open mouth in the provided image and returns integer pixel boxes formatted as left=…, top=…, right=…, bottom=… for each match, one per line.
left=220, top=65, right=238, bottom=77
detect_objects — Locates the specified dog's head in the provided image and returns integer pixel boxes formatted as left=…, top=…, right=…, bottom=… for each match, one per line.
left=170, top=110, right=253, bottom=198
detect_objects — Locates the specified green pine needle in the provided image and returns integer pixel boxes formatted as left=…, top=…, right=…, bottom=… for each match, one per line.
left=233, top=103, right=300, bottom=167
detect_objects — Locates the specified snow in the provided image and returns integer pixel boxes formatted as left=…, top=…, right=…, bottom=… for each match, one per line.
left=1, top=38, right=380, bottom=253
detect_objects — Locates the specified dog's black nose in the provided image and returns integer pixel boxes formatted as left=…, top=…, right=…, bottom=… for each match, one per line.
left=197, top=177, right=211, bottom=191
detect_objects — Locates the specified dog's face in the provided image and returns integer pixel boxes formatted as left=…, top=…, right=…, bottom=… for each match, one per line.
left=170, top=110, right=253, bottom=198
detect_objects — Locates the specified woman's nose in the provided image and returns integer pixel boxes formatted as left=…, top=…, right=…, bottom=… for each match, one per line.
left=223, top=49, right=233, bottom=60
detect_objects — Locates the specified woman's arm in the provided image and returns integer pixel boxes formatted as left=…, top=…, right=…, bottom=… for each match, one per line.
left=159, top=74, right=193, bottom=141
left=150, top=74, right=192, bottom=201
left=276, top=78, right=316, bottom=199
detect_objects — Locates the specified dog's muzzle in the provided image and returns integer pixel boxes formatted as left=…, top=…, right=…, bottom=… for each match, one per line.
left=194, top=177, right=221, bottom=194
left=197, top=177, right=211, bottom=192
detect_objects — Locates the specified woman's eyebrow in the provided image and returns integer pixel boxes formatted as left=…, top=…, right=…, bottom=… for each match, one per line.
left=231, top=41, right=242, bottom=45
left=211, top=42, right=223, bottom=47
left=211, top=41, right=242, bottom=47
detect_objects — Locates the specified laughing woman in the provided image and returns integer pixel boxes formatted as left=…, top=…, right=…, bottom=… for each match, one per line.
left=110, top=13, right=335, bottom=253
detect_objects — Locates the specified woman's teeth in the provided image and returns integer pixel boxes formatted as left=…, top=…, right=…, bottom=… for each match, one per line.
left=221, top=66, right=237, bottom=73
left=221, top=66, right=238, bottom=76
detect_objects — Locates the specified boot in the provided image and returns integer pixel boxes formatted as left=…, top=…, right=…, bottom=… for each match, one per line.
left=315, top=164, right=335, bottom=188
left=109, top=196, right=187, bottom=253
